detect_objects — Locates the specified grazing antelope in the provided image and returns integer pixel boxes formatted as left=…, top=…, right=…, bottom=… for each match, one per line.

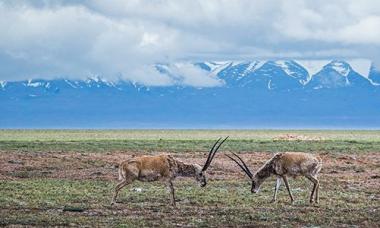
left=111, top=137, right=228, bottom=206
left=226, top=152, right=322, bottom=203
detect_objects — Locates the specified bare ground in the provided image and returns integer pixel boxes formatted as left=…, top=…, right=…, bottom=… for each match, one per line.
left=1, top=150, right=379, bottom=227
left=1, top=150, right=379, bottom=183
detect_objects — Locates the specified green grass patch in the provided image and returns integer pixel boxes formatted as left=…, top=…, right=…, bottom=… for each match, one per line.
left=1, top=129, right=379, bottom=154
left=1, top=139, right=380, bottom=154
left=0, top=179, right=378, bottom=227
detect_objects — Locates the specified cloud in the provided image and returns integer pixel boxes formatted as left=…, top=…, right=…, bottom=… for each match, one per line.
left=126, top=66, right=174, bottom=86
left=165, top=63, right=222, bottom=87
left=275, top=1, right=380, bottom=45
left=0, top=0, right=379, bottom=86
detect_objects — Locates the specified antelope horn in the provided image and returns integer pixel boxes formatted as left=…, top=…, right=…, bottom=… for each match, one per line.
left=208, top=136, right=229, bottom=166
left=231, top=152, right=253, bottom=178
left=202, top=137, right=222, bottom=171
left=225, top=154, right=253, bottom=179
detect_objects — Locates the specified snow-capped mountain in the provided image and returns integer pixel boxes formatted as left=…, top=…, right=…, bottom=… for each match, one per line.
left=1, top=59, right=378, bottom=92
left=200, top=59, right=377, bottom=89
left=1, top=59, right=379, bottom=128
left=307, top=60, right=373, bottom=89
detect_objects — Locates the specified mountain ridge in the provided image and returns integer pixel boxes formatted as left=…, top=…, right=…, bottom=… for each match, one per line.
left=1, top=59, right=379, bottom=129
left=0, top=60, right=380, bottom=91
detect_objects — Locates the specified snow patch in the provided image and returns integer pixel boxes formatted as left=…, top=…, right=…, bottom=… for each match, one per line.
left=275, top=61, right=294, bottom=77
left=330, top=61, right=350, bottom=76
left=203, top=61, right=230, bottom=70
left=88, top=76, right=100, bottom=83
left=26, top=79, right=43, bottom=87
left=209, top=61, right=232, bottom=77
left=98, top=77, right=116, bottom=87
left=245, top=61, right=265, bottom=73
left=230, top=61, right=245, bottom=67
left=267, top=79, right=272, bottom=90
left=206, top=60, right=265, bottom=79
left=85, top=75, right=116, bottom=87
left=275, top=61, right=309, bottom=85
left=213, top=61, right=231, bottom=65
left=105, top=81, right=116, bottom=87
left=203, top=62, right=220, bottom=71
left=65, top=80, right=78, bottom=88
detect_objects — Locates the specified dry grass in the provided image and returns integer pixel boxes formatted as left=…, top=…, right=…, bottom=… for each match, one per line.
left=0, top=130, right=379, bottom=227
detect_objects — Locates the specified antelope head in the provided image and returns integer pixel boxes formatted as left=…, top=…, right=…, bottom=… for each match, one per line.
left=226, top=153, right=262, bottom=193
left=195, top=136, right=229, bottom=187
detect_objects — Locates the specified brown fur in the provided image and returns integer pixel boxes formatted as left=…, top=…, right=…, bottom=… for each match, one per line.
left=111, top=154, right=205, bottom=206
left=119, top=155, right=174, bottom=181
left=112, top=137, right=228, bottom=206
left=256, top=152, right=322, bottom=178
left=229, top=152, right=322, bottom=203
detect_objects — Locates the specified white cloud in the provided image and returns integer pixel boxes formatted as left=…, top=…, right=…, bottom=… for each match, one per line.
left=338, top=16, right=380, bottom=44
left=169, top=63, right=223, bottom=87
left=139, top=33, right=160, bottom=47
left=126, top=66, right=173, bottom=86
left=346, top=59, right=372, bottom=78
left=274, top=0, right=380, bottom=45
left=0, top=0, right=379, bottom=86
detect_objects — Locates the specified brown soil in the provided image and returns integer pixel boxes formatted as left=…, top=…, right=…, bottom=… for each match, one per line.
left=1, top=151, right=379, bottom=190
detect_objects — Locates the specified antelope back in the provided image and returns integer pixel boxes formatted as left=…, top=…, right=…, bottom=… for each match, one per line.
left=126, top=154, right=173, bottom=177
left=272, top=152, right=322, bottom=176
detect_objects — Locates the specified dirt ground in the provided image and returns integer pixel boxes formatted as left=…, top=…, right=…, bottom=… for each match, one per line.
left=1, top=150, right=379, bottom=187
left=1, top=150, right=380, bottom=227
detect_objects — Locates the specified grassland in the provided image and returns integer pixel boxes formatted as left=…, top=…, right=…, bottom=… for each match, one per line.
left=0, top=130, right=379, bottom=227
left=1, top=129, right=380, bottom=154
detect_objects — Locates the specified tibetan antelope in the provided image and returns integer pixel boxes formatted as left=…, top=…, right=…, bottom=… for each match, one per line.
left=226, top=152, right=322, bottom=203
left=111, top=137, right=228, bottom=206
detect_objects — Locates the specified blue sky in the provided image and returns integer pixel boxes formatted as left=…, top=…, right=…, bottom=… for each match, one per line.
left=0, top=0, right=380, bottom=86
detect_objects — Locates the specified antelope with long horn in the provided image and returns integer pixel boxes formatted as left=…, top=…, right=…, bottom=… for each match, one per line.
left=111, top=137, right=229, bottom=206
left=226, top=152, right=322, bottom=203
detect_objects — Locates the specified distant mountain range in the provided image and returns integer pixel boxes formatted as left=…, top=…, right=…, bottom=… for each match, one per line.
left=1, top=59, right=380, bottom=129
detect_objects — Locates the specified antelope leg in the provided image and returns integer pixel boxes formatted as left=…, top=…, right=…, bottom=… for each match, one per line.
left=306, top=175, right=319, bottom=204
left=282, top=176, right=294, bottom=203
left=111, top=180, right=129, bottom=205
left=271, top=177, right=282, bottom=202
left=315, top=181, right=319, bottom=203
left=166, top=180, right=176, bottom=206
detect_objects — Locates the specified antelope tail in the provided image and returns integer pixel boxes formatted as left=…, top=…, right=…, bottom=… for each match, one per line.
left=118, top=165, right=126, bottom=181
